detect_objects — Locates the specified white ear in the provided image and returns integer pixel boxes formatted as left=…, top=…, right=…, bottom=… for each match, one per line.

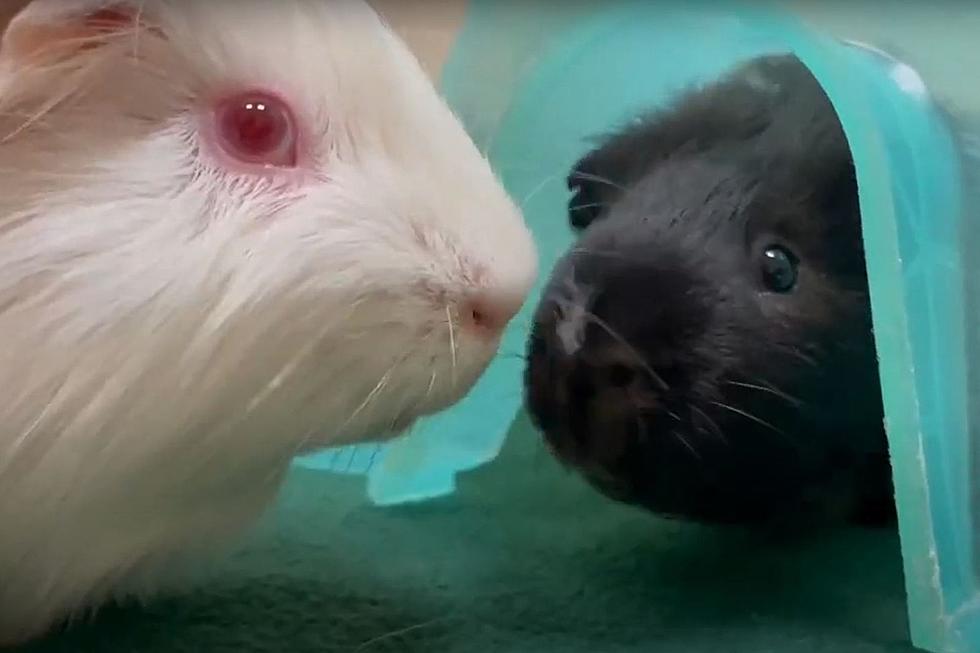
left=1, top=0, right=159, bottom=64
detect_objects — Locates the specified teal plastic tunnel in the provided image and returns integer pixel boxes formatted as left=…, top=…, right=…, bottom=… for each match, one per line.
left=299, top=4, right=980, bottom=651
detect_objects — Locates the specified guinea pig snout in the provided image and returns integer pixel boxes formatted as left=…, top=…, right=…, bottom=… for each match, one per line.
left=419, top=266, right=527, bottom=342
left=413, top=225, right=533, bottom=341
left=458, top=286, right=525, bottom=337
left=527, top=290, right=664, bottom=468
left=526, top=248, right=715, bottom=472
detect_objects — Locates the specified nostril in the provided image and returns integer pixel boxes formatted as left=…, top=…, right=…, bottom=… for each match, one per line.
left=470, top=306, right=492, bottom=329
left=461, top=290, right=524, bottom=336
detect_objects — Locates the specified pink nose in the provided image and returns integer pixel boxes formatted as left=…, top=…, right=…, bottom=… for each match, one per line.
left=461, top=289, right=525, bottom=336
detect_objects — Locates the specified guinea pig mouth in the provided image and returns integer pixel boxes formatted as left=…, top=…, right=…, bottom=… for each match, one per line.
left=535, top=383, right=653, bottom=471
left=536, top=407, right=647, bottom=503
left=403, top=355, right=497, bottom=421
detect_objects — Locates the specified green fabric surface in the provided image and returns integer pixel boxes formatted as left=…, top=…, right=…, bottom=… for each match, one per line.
left=20, top=413, right=918, bottom=653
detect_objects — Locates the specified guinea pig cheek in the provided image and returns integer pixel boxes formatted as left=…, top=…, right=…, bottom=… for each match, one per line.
left=196, top=90, right=319, bottom=185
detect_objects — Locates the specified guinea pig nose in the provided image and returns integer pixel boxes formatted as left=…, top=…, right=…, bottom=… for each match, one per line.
left=596, top=345, right=666, bottom=392
left=460, top=288, right=524, bottom=336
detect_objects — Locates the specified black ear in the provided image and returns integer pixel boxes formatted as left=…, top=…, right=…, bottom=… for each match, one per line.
left=563, top=54, right=803, bottom=234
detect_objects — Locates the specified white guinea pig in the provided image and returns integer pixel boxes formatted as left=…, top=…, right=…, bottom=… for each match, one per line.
left=0, top=0, right=536, bottom=644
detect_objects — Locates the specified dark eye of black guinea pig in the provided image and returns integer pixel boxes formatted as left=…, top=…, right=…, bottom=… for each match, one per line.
left=524, top=54, right=895, bottom=528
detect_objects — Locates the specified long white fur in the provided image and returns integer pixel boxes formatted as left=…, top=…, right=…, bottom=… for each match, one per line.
left=0, top=0, right=537, bottom=644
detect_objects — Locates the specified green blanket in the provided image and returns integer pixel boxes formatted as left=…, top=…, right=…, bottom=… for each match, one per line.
left=22, top=413, right=918, bottom=653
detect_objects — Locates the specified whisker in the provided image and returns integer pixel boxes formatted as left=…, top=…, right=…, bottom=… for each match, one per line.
left=205, top=300, right=371, bottom=470
left=725, top=380, right=803, bottom=408
left=584, top=312, right=669, bottom=391
left=335, top=329, right=438, bottom=439
left=386, top=403, right=417, bottom=434
left=786, top=348, right=819, bottom=368
left=519, top=172, right=561, bottom=209
left=689, top=404, right=728, bottom=445
left=671, top=430, right=702, bottom=460
left=446, top=305, right=457, bottom=385
left=338, top=366, right=395, bottom=432
left=264, top=313, right=447, bottom=474
left=568, top=170, right=627, bottom=192
left=707, top=400, right=785, bottom=436
left=294, top=338, right=437, bottom=471
left=569, top=201, right=609, bottom=212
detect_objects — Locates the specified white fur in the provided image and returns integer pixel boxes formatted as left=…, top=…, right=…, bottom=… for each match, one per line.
left=0, top=0, right=537, bottom=644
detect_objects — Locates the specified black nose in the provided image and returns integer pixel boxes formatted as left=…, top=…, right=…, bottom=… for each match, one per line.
left=532, top=269, right=659, bottom=390
left=526, top=303, right=656, bottom=472
left=559, top=345, right=648, bottom=404
left=530, top=288, right=657, bottom=410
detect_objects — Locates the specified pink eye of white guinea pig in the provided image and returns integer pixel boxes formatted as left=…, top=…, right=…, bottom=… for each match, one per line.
left=0, top=0, right=537, bottom=645
left=212, top=92, right=300, bottom=169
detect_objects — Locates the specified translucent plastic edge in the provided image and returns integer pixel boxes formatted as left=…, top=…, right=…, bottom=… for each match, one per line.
left=751, top=12, right=953, bottom=652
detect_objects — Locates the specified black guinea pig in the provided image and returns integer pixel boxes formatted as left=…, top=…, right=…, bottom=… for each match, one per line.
left=524, top=53, right=895, bottom=528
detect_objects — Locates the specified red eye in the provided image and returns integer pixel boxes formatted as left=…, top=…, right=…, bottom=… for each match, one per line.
left=214, top=92, right=298, bottom=168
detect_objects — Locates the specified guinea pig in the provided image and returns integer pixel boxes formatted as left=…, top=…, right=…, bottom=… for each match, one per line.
left=0, top=0, right=536, bottom=645
left=524, top=53, right=894, bottom=529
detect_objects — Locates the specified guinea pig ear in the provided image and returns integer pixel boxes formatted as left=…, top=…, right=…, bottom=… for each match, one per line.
left=1, top=0, right=161, bottom=65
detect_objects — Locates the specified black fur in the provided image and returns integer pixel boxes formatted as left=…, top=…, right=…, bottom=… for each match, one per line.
left=524, top=54, right=894, bottom=527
